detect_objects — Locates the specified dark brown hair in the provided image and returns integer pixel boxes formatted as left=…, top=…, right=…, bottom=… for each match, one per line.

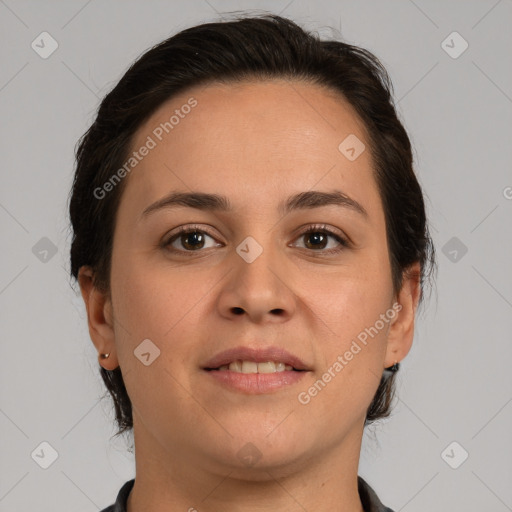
left=68, top=13, right=436, bottom=437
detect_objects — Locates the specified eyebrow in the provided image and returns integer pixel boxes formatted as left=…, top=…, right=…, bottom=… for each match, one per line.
left=139, top=189, right=368, bottom=221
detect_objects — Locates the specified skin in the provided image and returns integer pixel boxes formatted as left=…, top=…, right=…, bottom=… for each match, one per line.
left=79, top=79, right=421, bottom=512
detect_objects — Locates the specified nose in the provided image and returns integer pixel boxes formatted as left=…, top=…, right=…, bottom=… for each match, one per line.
left=216, top=236, right=297, bottom=324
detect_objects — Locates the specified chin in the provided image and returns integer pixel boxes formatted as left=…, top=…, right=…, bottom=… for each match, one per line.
left=204, top=429, right=316, bottom=477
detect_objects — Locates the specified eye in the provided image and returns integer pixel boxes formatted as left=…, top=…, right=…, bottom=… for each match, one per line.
left=162, top=223, right=350, bottom=256
left=163, top=225, right=221, bottom=254
left=292, top=224, right=349, bottom=254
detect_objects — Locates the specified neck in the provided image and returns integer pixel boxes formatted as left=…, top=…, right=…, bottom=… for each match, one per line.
left=126, top=415, right=366, bottom=512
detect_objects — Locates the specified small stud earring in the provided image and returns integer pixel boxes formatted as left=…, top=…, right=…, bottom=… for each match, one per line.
left=100, top=353, right=110, bottom=359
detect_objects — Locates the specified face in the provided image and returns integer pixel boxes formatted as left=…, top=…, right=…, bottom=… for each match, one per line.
left=90, top=79, right=412, bottom=477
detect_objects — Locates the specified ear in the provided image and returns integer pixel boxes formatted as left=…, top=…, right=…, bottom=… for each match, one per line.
left=384, top=262, right=422, bottom=368
left=78, top=266, right=119, bottom=370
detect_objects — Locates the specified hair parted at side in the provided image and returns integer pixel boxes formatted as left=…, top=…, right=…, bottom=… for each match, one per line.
left=68, top=12, right=436, bottom=437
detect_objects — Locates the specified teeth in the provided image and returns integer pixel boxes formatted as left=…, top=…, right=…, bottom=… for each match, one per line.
left=241, top=361, right=258, bottom=373
left=218, top=361, right=295, bottom=373
left=257, top=361, right=276, bottom=373
left=229, top=360, right=242, bottom=372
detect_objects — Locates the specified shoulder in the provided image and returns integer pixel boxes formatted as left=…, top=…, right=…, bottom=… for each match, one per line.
left=99, top=479, right=135, bottom=512
left=358, top=475, right=395, bottom=512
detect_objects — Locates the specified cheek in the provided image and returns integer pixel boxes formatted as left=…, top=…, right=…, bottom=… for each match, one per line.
left=110, top=254, right=216, bottom=354
left=305, top=258, right=392, bottom=341
left=301, top=259, right=392, bottom=402
left=109, top=258, right=208, bottom=416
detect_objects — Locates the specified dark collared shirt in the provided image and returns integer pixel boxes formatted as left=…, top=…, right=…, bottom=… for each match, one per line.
left=100, top=475, right=395, bottom=511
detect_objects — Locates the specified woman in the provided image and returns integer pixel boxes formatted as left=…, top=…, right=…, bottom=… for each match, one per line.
left=69, top=13, right=435, bottom=512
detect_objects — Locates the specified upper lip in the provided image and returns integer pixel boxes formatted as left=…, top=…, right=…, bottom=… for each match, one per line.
left=203, top=345, right=311, bottom=371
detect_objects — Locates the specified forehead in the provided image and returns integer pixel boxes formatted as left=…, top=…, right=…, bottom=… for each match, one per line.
left=121, top=79, right=381, bottom=219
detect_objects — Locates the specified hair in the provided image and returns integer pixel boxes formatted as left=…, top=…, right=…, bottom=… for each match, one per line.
left=68, top=12, right=436, bottom=437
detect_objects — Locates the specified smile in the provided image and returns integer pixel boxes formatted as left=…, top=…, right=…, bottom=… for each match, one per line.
left=211, top=360, right=298, bottom=373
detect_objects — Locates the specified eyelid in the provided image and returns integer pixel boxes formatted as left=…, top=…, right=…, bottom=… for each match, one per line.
left=162, top=224, right=221, bottom=247
left=291, top=223, right=350, bottom=253
left=162, top=223, right=350, bottom=255
left=294, top=223, right=348, bottom=242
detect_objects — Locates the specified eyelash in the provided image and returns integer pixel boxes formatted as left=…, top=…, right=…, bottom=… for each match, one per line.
left=162, top=223, right=350, bottom=256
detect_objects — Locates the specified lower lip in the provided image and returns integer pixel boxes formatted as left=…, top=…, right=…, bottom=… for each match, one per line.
left=204, top=369, right=308, bottom=394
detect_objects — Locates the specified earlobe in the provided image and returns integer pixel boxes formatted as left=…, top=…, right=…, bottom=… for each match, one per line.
left=384, top=262, right=422, bottom=368
left=77, top=266, right=119, bottom=370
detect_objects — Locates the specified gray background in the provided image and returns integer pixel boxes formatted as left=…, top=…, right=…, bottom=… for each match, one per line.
left=1, top=0, right=511, bottom=510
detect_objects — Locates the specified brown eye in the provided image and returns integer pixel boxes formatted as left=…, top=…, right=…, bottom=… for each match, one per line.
left=303, top=231, right=329, bottom=250
left=292, top=225, right=349, bottom=254
left=164, top=227, right=221, bottom=254
left=176, top=231, right=207, bottom=250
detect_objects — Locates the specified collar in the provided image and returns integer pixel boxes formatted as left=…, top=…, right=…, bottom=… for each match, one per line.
left=102, top=475, right=394, bottom=512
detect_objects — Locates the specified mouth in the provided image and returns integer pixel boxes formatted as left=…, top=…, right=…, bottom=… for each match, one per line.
left=204, top=360, right=306, bottom=373
left=202, top=346, right=310, bottom=394
left=202, top=345, right=311, bottom=373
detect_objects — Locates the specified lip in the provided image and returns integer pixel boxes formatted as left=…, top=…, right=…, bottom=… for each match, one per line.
left=205, top=370, right=308, bottom=394
left=202, top=345, right=311, bottom=371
